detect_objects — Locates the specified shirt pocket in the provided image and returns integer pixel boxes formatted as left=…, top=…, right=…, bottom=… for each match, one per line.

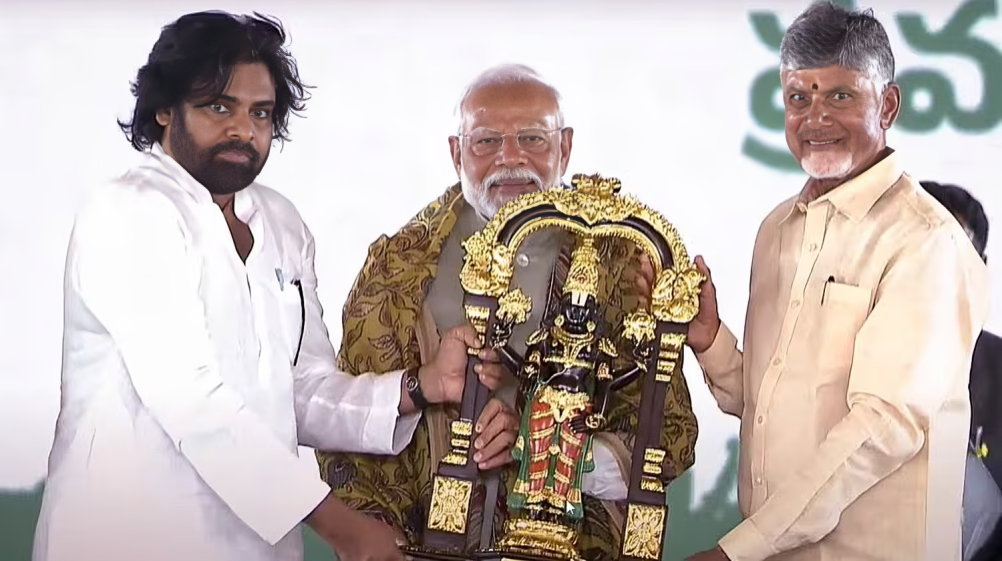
left=815, top=281, right=871, bottom=378
left=266, top=274, right=306, bottom=366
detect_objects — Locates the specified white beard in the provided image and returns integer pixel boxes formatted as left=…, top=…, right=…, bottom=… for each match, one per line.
left=461, top=165, right=501, bottom=218
left=800, top=150, right=853, bottom=179
left=460, top=165, right=553, bottom=219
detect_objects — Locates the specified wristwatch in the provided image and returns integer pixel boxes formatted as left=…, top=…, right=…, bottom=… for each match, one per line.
left=404, top=367, right=429, bottom=410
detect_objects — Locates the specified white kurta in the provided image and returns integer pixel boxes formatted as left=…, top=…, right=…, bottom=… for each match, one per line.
left=33, top=144, right=421, bottom=561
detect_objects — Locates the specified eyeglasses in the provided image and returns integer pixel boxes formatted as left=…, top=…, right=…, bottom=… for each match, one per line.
left=460, top=128, right=562, bottom=157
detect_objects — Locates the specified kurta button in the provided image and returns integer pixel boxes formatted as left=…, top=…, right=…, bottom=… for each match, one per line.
left=772, top=357, right=782, bottom=366
left=757, top=415, right=764, bottom=424
left=809, top=243, right=818, bottom=252
left=791, top=299, right=801, bottom=308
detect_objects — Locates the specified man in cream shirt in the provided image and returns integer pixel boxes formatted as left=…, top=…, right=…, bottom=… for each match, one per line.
left=33, top=12, right=504, bottom=561
left=685, top=4, right=990, bottom=561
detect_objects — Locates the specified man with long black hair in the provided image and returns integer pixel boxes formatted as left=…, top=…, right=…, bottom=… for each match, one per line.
left=31, top=12, right=502, bottom=561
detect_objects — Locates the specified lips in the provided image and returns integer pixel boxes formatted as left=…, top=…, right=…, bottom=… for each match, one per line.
left=217, top=150, right=252, bottom=164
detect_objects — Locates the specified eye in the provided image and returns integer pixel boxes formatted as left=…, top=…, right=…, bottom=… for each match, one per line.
left=790, top=93, right=806, bottom=102
left=833, top=92, right=851, bottom=101
left=209, top=104, right=228, bottom=114
left=252, top=109, right=271, bottom=119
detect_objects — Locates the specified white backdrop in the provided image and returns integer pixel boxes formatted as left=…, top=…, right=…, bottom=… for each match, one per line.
left=1, top=0, right=1000, bottom=544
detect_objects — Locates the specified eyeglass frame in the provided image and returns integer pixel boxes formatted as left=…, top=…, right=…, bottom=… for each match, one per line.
left=455, top=127, right=567, bottom=156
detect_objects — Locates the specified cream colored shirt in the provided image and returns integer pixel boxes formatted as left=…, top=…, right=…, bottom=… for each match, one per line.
left=697, top=152, right=991, bottom=561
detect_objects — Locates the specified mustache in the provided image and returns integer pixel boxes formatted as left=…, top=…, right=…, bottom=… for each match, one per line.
left=797, top=130, right=844, bottom=142
left=209, top=140, right=261, bottom=164
left=482, top=167, right=543, bottom=190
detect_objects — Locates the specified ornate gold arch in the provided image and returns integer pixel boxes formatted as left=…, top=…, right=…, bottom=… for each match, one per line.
left=459, top=173, right=704, bottom=327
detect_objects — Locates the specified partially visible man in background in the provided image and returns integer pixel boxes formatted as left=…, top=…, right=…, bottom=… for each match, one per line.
left=921, top=180, right=1001, bottom=561
left=32, top=12, right=501, bottom=561
left=317, top=64, right=699, bottom=559
left=685, top=4, right=990, bottom=561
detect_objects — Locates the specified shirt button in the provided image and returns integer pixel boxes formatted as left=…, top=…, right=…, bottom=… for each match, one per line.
left=757, top=415, right=764, bottom=424
left=791, top=299, right=801, bottom=308
left=754, top=476, right=763, bottom=485
left=808, top=243, right=818, bottom=252
left=516, top=254, right=530, bottom=267
left=772, top=357, right=783, bottom=366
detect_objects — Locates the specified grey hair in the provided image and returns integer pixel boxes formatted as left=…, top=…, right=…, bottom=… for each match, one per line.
left=454, top=64, right=565, bottom=135
left=780, top=2, right=895, bottom=87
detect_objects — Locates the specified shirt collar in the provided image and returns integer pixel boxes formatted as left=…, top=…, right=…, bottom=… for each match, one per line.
left=149, top=142, right=257, bottom=220
left=783, top=150, right=903, bottom=223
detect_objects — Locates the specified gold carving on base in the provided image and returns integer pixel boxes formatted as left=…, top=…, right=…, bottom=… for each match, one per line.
left=427, top=476, right=473, bottom=535
left=622, top=503, right=667, bottom=560
left=495, top=518, right=583, bottom=561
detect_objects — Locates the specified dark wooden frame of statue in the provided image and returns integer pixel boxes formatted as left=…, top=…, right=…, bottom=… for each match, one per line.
left=402, top=174, right=703, bottom=561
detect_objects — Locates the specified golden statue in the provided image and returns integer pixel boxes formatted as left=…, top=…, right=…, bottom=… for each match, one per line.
left=404, top=174, right=703, bottom=561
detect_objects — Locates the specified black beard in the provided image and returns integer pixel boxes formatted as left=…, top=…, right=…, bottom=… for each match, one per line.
left=168, top=110, right=268, bottom=196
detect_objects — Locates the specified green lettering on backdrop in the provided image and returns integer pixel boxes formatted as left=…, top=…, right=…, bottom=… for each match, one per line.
left=743, top=0, right=1002, bottom=172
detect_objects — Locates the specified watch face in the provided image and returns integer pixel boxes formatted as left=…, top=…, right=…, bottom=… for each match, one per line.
left=406, top=374, right=419, bottom=391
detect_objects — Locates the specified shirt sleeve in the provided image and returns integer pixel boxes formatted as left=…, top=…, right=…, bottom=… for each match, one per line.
left=581, top=438, right=629, bottom=501
left=718, top=228, right=990, bottom=561
left=69, top=190, right=330, bottom=546
left=696, top=322, right=745, bottom=418
left=291, top=223, right=421, bottom=454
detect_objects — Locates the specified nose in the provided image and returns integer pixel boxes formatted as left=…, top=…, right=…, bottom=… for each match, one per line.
left=226, top=111, right=254, bottom=142
left=494, top=133, right=528, bottom=168
left=805, top=97, right=831, bottom=129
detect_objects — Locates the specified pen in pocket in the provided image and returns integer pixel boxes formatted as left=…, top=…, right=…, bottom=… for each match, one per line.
left=821, top=275, right=835, bottom=305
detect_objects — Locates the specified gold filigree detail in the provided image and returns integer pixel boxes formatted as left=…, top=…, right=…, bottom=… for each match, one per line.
left=623, top=309, right=657, bottom=347
left=622, top=503, right=667, bottom=560
left=441, top=452, right=467, bottom=466
left=598, top=337, right=618, bottom=358
left=535, top=385, right=590, bottom=423
left=563, top=235, right=600, bottom=302
left=597, top=362, right=612, bottom=381
left=642, top=463, right=662, bottom=475
left=451, top=419, right=473, bottom=437
left=656, top=332, right=686, bottom=381
left=460, top=232, right=514, bottom=297
left=651, top=265, right=705, bottom=323
left=464, top=305, right=490, bottom=347
left=496, top=518, right=582, bottom=561
left=427, top=476, right=473, bottom=534
left=440, top=419, right=474, bottom=466
left=497, top=288, right=532, bottom=325
left=460, top=173, right=702, bottom=327
left=641, top=476, right=665, bottom=493
left=644, top=448, right=666, bottom=464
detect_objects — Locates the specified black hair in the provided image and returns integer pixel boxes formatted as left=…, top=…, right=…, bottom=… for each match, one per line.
left=119, top=11, right=310, bottom=151
left=920, top=181, right=989, bottom=258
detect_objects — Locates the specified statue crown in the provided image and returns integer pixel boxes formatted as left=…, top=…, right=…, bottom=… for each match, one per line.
left=563, top=236, right=600, bottom=305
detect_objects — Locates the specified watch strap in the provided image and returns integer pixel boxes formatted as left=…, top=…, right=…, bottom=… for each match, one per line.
left=405, top=367, right=429, bottom=410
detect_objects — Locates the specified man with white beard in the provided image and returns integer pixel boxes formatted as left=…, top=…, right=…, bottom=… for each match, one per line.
left=315, top=64, right=699, bottom=559
left=683, top=4, right=990, bottom=561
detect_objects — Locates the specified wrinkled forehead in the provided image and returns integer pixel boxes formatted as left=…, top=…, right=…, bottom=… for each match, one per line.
left=461, top=82, right=561, bottom=133
left=780, top=64, right=883, bottom=92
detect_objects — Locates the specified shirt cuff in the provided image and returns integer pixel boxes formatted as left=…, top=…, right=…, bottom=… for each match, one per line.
left=718, top=519, right=775, bottom=561
left=361, top=369, right=422, bottom=455
left=695, top=322, right=739, bottom=374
